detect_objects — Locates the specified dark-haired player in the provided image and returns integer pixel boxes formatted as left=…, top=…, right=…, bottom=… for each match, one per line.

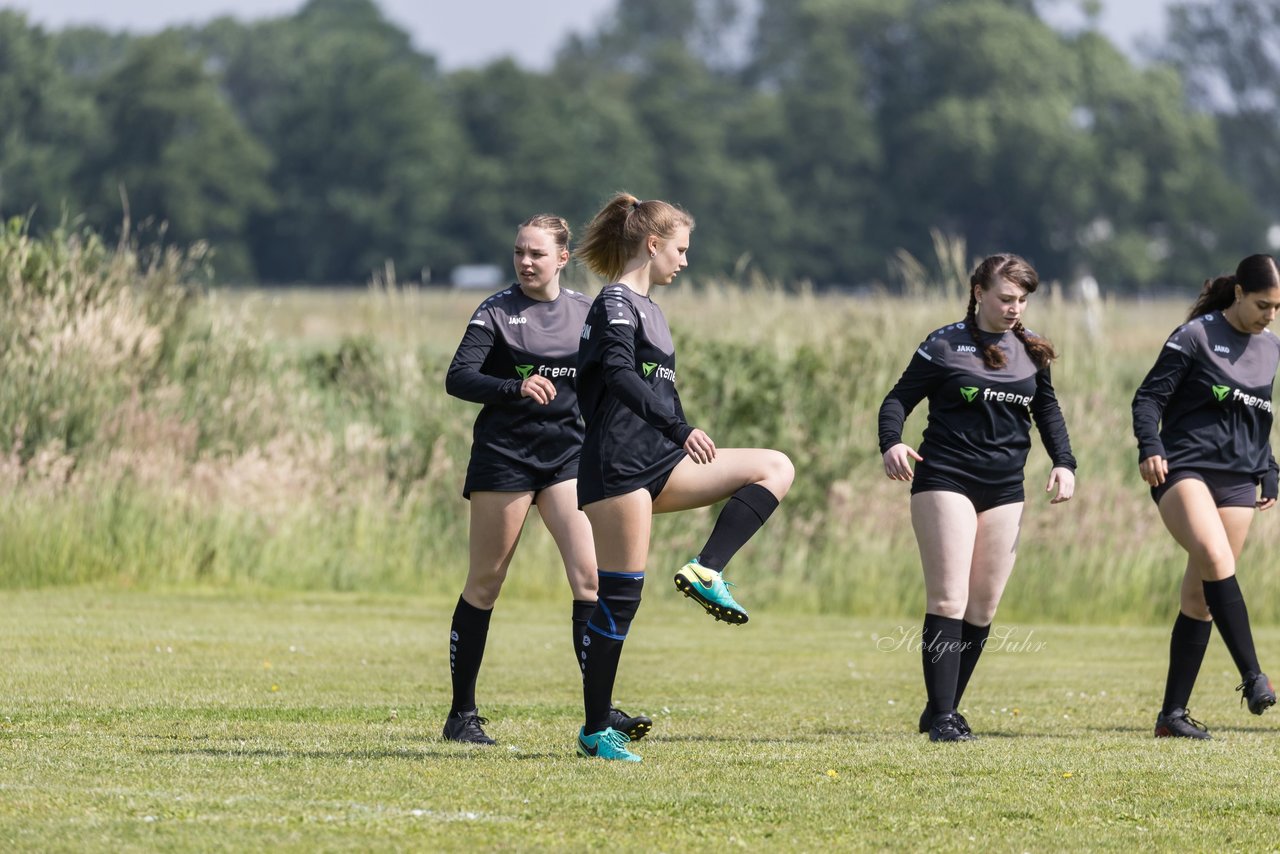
left=878, top=253, right=1076, bottom=742
left=1133, top=253, right=1280, bottom=739
left=442, top=213, right=650, bottom=746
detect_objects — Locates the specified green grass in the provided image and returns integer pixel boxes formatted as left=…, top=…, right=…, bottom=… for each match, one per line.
left=3, top=588, right=1279, bottom=851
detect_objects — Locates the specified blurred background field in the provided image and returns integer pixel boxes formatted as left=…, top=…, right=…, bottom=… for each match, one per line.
left=5, top=222, right=1264, bottom=625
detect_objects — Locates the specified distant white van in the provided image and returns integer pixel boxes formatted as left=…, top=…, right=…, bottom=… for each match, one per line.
left=451, top=264, right=505, bottom=289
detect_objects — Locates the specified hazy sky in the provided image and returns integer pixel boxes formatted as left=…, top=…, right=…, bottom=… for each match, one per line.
left=3, top=0, right=1177, bottom=70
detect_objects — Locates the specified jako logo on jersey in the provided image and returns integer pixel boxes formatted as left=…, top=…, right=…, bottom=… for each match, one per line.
left=960, top=386, right=980, bottom=402
left=955, top=344, right=977, bottom=354
left=1212, top=384, right=1231, bottom=402
left=1214, top=345, right=1230, bottom=354
left=508, top=316, right=526, bottom=325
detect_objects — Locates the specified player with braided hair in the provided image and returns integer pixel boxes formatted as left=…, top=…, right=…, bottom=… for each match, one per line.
left=878, top=253, right=1076, bottom=742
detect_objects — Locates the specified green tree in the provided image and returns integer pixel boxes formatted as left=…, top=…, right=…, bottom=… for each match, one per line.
left=198, top=0, right=460, bottom=283
left=1072, top=30, right=1262, bottom=286
left=1165, top=0, right=1280, bottom=219
left=81, top=32, right=271, bottom=280
left=0, top=12, right=97, bottom=230
left=51, top=25, right=132, bottom=78
left=555, top=0, right=794, bottom=280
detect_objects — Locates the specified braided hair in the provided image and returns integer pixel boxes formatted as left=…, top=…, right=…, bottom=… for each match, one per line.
left=964, top=253, right=1057, bottom=370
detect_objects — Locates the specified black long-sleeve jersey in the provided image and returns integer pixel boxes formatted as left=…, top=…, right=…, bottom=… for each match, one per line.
left=878, top=322, right=1076, bottom=486
left=445, top=285, right=593, bottom=472
left=576, top=284, right=692, bottom=503
left=1131, top=311, right=1280, bottom=492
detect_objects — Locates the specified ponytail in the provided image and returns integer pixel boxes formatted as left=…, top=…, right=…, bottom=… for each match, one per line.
left=575, top=192, right=694, bottom=282
left=1187, top=275, right=1237, bottom=321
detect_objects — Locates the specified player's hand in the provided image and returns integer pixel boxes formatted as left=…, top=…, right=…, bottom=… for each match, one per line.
left=1257, top=497, right=1276, bottom=511
left=1046, top=467, right=1075, bottom=504
left=684, top=428, right=716, bottom=464
left=883, top=443, right=922, bottom=481
left=1139, top=455, right=1168, bottom=486
left=520, top=375, right=556, bottom=405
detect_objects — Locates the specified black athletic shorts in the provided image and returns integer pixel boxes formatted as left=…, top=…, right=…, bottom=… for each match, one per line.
left=911, top=468, right=1025, bottom=513
left=1150, top=468, right=1257, bottom=509
left=576, top=455, right=684, bottom=507
left=463, top=452, right=579, bottom=499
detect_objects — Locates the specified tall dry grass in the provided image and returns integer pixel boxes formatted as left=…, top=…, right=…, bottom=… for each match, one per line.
left=2, top=221, right=1274, bottom=623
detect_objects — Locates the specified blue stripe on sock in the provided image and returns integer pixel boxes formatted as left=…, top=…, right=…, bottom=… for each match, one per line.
left=586, top=622, right=627, bottom=641
left=597, top=571, right=645, bottom=580
left=597, top=599, right=617, bottom=634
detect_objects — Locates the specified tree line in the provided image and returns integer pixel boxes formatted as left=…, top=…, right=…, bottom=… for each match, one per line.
left=1, top=0, right=1276, bottom=289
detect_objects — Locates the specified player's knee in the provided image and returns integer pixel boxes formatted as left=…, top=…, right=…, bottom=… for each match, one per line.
left=567, top=565, right=598, bottom=599
left=757, top=450, right=794, bottom=497
left=965, top=601, right=998, bottom=626
left=464, top=571, right=507, bottom=608
left=1193, top=542, right=1236, bottom=578
left=926, top=595, right=967, bottom=620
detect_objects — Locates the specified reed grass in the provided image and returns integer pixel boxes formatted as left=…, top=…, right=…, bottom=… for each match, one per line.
left=2, top=222, right=1273, bottom=624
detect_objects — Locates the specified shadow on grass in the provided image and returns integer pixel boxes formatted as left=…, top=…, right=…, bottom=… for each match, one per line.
left=656, top=732, right=852, bottom=745
left=144, top=745, right=560, bottom=761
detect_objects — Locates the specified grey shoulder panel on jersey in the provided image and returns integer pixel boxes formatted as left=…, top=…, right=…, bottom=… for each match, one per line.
left=1200, top=317, right=1280, bottom=388
left=921, top=323, right=988, bottom=373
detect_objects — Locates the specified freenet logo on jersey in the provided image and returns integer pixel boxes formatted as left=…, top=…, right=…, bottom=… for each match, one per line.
left=642, top=362, right=677, bottom=383
left=959, top=386, right=1032, bottom=407
left=1214, top=385, right=1274, bottom=412
left=515, top=364, right=576, bottom=380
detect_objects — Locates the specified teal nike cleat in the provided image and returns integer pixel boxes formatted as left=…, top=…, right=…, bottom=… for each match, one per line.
left=576, top=726, right=642, bottom=762
left=673, top=558, right=748, bottom=624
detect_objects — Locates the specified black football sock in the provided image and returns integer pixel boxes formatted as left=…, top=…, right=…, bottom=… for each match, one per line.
left=1161, top=612, right=1213, bottom=715
left=448, top=595, right=493, bottom=716
left=1203, top=576, right=1262, bottom=679
left=572, top=599, right=594, bottom=677
left=952, top=621, right=992, bottom=708
left=697, top=483, right=780, bottom=572
left=922, top=613, right=964, bottom=717
left=582, top=572, right=644, bottom=733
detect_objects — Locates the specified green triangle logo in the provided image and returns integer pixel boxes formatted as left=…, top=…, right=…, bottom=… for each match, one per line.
left=642, top=362, right=658, bottom=377
left=1213, top=384, right=1231, bottom=402
left=960, top=386, right=979, bottom=403
left=515, top=364, right=535, bottom=380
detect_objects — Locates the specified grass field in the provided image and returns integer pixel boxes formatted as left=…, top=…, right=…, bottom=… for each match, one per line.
left=3, top=588, right=1279, bottom=851
left=8, top=227, right=1280, bottom=848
